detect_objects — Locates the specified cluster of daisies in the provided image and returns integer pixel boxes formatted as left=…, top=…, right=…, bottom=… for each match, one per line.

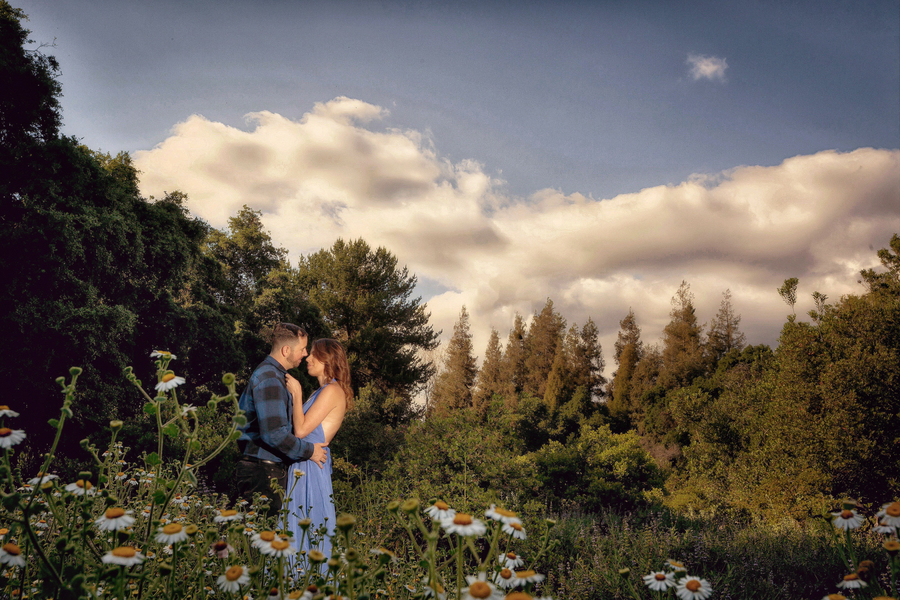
left=416, top=500, right=552, bottom=600
left=824, top=499, right=900, bottom=600
left=641, top=559, right=713, bottom=600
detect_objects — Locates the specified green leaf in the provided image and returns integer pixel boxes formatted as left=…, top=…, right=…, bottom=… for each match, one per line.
left=229, top=430, right=243, bottom=441
left=143, top=402, right=157, bottom=415
left=60, top=406, right=73, bottom=418
left=232, top=415, right=247, bottom=427
left=190, top=440, right=201, bottom=453
left=47, top=418, right=60, bottom=429
left=146, top=452, right=161, bottom=466
left=152, top=490, right=167, bottom=505
left=162, top=423, right=179, bottom=438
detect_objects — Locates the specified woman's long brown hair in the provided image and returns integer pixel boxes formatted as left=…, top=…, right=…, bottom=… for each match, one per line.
left=311, top=338, right=354, bottom=411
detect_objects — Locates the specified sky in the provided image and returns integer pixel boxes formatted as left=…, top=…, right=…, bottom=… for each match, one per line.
left=17, top=0, right=900, bottom=375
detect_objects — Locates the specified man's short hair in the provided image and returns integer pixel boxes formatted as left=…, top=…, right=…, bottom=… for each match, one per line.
left=270, top=322, right=307, bottom=351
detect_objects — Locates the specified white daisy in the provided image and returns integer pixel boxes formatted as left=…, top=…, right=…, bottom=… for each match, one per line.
left=259, top=537, right=296, bottom=558
left=675, top=575, right=713, bottom=600
left=28, top=473, right=57, bottom=486
left=643, top=571, right=676, bottom=592
left=0, top=428, right=26, bottom=448
left=441, top=513, right=487, bottom=537
left=65, top=480, right=96, bottom=496
left=370, top=547, right=398, bottom=562
left=665, top=559, right=688, bottom=572
left=877, top=502, right=900, bottom=528
left=874, top=520, right=896, bottom=534
left=494, top=568, right=516, bottom=589
left=421, top=576, right=447, bottom=600
left=0, top=405, right=19, bottom=418
left=512, top=570, right=545, bottom=587
left=462, top=572, right=503, bottom=600
left=499, top=552, right=525, bottom=569
left=216, top=565, right=250, bottom=593
left=425, top=500, right=455, bottom=521
left=214, top=509, right=242, bottom=523
left=150, top=350, right=177, bottom=360
left=835, top=573, right=867, bottom=589
left=831, top=509, right=865, bottom=531
left=502, top=520, right=526, bottom=540
left=155, top=373, right=185, bottom=392
left=181, top=405, right=198, bottom=418
left=0, top=543, right=25, bottom=568
left=95, top=508, right=135, bottom=532
left=115, top=472, right=128, bottom=481
left=155, top=523, right=189, bottom=545
left=33, top=519, right=49, bottom=529
left=102, top=546, right=145, bottom=567
left=485, top=505, right=520, bottom=524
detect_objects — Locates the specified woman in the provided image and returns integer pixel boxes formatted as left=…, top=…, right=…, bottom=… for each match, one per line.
left=284, top=338, right=352, bottom=561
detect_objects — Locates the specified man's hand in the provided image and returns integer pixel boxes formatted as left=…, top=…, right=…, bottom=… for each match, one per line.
left=285, top=373, right=303, bottom=404
left=311, top=443, right=328, bottom=468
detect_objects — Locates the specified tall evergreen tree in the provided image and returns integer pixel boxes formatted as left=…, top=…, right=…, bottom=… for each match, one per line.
left=613, top=309, right=643, bottom=366
left=658, top=281, right=705, bottom=389
left=543, top=332, right=574, bottom=411
left=706, top=289, right=747, bottom=363
left=474, top=327, right=504, bottom=414
left=524, top=298, right=566, bottom=397
left=430, top=306, right=478, bottom=415
left=574, top=318, right=606, bottom=401
left=500, top=313, right=527, bottom=403
left=608, top=310, right=643, bottom=428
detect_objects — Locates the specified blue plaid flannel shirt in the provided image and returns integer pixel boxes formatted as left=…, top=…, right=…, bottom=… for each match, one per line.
left=237, top=356, right=313, bottom=463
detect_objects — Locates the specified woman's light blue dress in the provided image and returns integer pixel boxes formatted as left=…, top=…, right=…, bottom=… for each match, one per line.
left=286, top=383, right=335, bottom=560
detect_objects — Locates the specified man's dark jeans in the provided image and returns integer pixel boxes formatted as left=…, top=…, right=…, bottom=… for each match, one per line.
left=234, top=458, right=289, bottom=517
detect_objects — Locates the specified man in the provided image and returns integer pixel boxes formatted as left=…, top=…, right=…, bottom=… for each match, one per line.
left=235, top=322, right=327, bottom=516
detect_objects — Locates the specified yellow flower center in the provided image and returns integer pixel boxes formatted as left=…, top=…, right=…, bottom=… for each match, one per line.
left=76, top=480, right=92, bottom=490
left=0, top=405, right=8, bottom=410
left=0, top=528, right=8, bottom=535
left=509, top=522, right=523, bottom=531
left=0, top=428, right=11, bottom=437
left=494, top=507, right=517, bottom=517
left=886, top=502, right=900, bottom=517
left=453, top=513, right=473, bottom=525
left=162, top=373, right=176, bottom=383
left=515, top=570, right=536, bottom=579
left=668, top=560, right=684, bottom=568
left=271, top=539, right=290, bottom=551
left=499, top=568, right=512, bottom=579
left=686, top=579, right=701, bottom=592
left=504, top=593, right=532, bottom=600
left=105, top=508, right=126, bottom=519
left=507, top=552, right=517, bottom=559
left=259, top=531, right=276, bottom=542
left=220, top=509, right=237, bottom=517
left=469, top=581, right=491, bottom=598
left=162, top=523, right=182, bottom=535
left=886, top=540, right=900, bottom=551
left=225, top=566, right=244, bottom=581
left=844, top=574, right=859, bottom=581
left=655, top=574, right=666, bottom=581
left=308, top=550, right=325, bottom=562
left=112, top=546, right=137, bottom=558
left=2, top=543, right=21, bottom=556
left=213, top=541, right=229, bottom=552
left=117, top=472, right=125, bottom=477
left=840, top=510, right=854, bottom=519
left=434, top=500, right=450, bottom=510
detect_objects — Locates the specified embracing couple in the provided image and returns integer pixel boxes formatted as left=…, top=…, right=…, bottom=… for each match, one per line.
left=234, top=322, right=352, bottom=557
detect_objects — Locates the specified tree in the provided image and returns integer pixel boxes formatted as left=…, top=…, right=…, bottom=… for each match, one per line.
left=573, top=318, right=606, bottom=401
left=607, top=309, right=643, bottom=428
left=473, top=328, right=504, bottom=415
left=613, top=309, right=643, bottom=366
left=430, top=306, right=478, bottom=415
left=523, top=298, right=566, bottom=398
left=658, top=281, right=705, bottom=389
left=706, top=289, right=747, bottom=363
left=296, top=238, right=439, bottom=399
left=500, top=313, right=527, bottom=404
left=778, top=277, right=799, bottom=318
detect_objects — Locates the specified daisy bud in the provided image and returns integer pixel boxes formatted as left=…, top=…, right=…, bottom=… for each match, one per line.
left=386, top=500, right=401, bottom=513
left=185, top=524, right=199, bottom=536
left=327, top=558, right=341, bottom=571
left=110, top=420, right=123, bottom=431
left=70, top=367, right=83, bottom=377
left=222, top=373, right=235, bottom=386
left=400, top=499, right=420, bottom=513
left=336, top=514, right=356, bottom=532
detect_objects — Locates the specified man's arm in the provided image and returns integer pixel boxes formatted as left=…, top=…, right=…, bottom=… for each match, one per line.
left=254, top=373, right=313, bottom=461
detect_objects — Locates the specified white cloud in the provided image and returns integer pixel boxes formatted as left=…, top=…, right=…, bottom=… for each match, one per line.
left=135, top=98, right=900, bottom=376
left=686, top=53, right=728, bottom=82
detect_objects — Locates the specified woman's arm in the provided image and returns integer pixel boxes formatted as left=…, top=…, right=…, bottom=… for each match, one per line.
left=288, top=377, right=345, bottom=439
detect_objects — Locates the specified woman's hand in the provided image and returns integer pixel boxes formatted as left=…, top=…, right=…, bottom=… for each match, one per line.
left=286, top=373, right=303, bottom=405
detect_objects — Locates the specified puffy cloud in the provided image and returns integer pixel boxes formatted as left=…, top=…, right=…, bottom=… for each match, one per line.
left=135, top=98, right=900, bottom=375
left=686, top=53, right=728, bottom=81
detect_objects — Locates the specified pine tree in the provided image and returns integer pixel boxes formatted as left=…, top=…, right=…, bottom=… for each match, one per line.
left=659, top=281, right=705, bottom=389
left=544, top=331, right=574, bottom=411
left=524, top=298, right=566, bottom=397
left=430, top=306, right=478, bottom=415
left=706, top=289, right=747, bottom=363
left=575, top=318, right=606, bottom=400
left=608, top=311, right=643, bottom=428
left=613, top=309, right=643, bottom=366
left=500, top=313, right=528, bottom=404
left=474, top=327, right=504, bottom=414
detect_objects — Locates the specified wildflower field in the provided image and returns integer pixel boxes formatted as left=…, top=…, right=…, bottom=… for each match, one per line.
left=1, top=353, right=898, bottom=600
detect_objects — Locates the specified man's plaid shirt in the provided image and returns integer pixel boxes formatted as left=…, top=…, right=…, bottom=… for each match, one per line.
left=237, top=356, right=313, bottom=463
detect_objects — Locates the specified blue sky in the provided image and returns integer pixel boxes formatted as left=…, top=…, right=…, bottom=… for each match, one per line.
left=16, top=0, right=900, bottom=365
